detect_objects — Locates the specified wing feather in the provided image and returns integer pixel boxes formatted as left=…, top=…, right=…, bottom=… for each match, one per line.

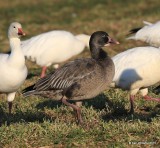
left=34, top=58, right=96, bottom=91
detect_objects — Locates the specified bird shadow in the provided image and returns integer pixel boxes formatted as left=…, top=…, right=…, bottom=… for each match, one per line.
left=36, top=99, right=62, bottom=110
left=0, top=98, right=55, bottom=126
left=80, top=93, right=113, bottom=110
left=101, top=99, right=160, bottom=123
left=1, top=94, right=159, bottom=126
left=35, top=92, right=159, bottom=124
left=0, top=108, right=54, bottom=127
left=98, top=68, right=159, bottom=122
left=115, top=68, right=143, bottom=90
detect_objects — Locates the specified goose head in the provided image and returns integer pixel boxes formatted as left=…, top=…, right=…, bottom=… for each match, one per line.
left=8, top=22, right=25, bottom=39
left=89, top=31, right=119, bottom=48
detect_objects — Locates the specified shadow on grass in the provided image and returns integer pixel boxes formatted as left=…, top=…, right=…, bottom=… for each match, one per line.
left=101, top=101, right=160, bottom=123
left=35, top=93, right=160, bottom=123
left=0, top=109, right=54, bottom=127
left=27, top=72, right=38, bottom=79
left=1, top=94, right=159, bottom=126
left=36, top=99, right=62, bottom=110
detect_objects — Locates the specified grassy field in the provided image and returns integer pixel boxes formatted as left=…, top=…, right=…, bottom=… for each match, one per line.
left=0, top=0, right=160, bottom=147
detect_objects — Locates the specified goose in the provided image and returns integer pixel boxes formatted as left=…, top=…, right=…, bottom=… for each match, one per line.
left=111, top=46, right=160, bottom=114
left=127, top=20, right=160, bottom=47
left=22, top=31, right=119, bottom=124
left=0, top=22, right=27, bottom=114
left=21, top=30, right=90, bottom=78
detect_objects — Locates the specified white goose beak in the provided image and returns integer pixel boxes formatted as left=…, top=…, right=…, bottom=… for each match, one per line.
left=18, top=28, right=26, bottom=36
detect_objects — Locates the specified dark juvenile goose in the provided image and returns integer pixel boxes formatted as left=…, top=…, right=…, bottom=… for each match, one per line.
left=22, top=31, right=119, bottom=124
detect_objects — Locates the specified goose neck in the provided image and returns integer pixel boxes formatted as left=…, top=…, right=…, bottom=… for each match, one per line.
left=8, top=38, right=25, bottom=67
left=9, top=38, right=21, bottom=49
left=90, top=44, right=107, bottom=60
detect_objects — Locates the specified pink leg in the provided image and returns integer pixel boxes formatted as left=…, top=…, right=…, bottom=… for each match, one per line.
left=143, top=95, right=160, bottom=102
left=129, top=95, right=135, bottom=114
left=61, top=96, right=83, bottom=125
left=40, top=66, right=47, bottom=78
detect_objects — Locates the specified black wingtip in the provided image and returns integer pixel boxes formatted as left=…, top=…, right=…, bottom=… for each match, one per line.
left=153, top=85, right=160, bottom=95
left=22, top=84, right=35, bottom=94
left=126, top=27, right=142, bottom=36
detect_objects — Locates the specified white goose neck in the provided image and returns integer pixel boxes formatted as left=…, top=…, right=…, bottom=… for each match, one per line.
left=9, top=38, right=21, bottom=49
left=8, top=37, right=25, bottom=67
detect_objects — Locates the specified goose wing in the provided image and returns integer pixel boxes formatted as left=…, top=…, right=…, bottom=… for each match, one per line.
left=127, top=21, right=160, bottom=47
left=33, top=58, right=96, bottom=91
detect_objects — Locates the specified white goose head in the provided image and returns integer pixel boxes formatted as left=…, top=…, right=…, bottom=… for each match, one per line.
left=8, top=22, right=25, bottom=39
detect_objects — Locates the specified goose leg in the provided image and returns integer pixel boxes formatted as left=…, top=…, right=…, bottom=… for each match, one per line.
left=129, top=95, right=135, bottom=114
left=8, top=102, right=13, bottom=114
left=61, top=96, right=83, bottom=124
left=41, top=66, right=47, bottom=78
left=75, top=101, right=82, bottom=107
left=53, top=64, right=59, bottom=69
left=143, top=95, right=160, bottom=102
left=7, top=92, right=16, bottom=114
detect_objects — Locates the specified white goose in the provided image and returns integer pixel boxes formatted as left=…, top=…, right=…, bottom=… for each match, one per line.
left=111, top=46, right=160, bottom=113
left=21, top=30, right=90, bottom=78
left=0, top=22, right=27, bottom=114
left=127, top=20, right=160, bottom=47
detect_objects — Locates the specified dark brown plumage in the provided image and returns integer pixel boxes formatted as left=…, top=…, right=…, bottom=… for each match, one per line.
left=22, top=31, right=119, bottom=124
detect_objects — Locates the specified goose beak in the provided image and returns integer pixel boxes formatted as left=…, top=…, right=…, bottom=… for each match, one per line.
left=104, top=37, right=120, bottom=46
left=18, top=28, right=26, bottom=36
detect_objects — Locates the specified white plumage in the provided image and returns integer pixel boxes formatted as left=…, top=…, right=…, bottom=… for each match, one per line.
left=111, top=46, right=160, bottom=113
left=0, top=22, right=27, bottom=113
left=21, top=30, right=90, bottom=77
left=127, top=21, right=160, bottom=47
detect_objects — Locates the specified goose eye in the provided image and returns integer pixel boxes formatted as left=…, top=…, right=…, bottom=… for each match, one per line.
left=13, top=26, right=16, bottom=28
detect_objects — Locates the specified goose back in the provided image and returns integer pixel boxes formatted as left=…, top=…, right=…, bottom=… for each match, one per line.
left=112, top=46, right=160, bottom=90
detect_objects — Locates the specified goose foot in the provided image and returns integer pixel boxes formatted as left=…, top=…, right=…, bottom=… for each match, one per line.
left=61, top=97, right=83, bottom=125
left=144, top=95, right=160, bottom=102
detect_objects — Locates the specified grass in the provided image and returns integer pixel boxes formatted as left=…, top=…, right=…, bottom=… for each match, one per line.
left=0, top=0, right=160, bottom=147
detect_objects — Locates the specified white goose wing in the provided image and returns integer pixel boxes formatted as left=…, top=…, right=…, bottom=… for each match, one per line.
left=127, top=21, right=160, bottom=47
left=21, top=30, right=75, bottom=63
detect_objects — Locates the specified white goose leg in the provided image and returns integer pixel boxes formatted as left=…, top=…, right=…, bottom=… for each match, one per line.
left=7, top=92, right=16, bottom=114
left=53, top=64, right=59, bottom=69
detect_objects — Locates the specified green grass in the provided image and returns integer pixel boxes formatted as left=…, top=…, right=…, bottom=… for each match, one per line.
left=0, top=0, right=160, bottom=147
